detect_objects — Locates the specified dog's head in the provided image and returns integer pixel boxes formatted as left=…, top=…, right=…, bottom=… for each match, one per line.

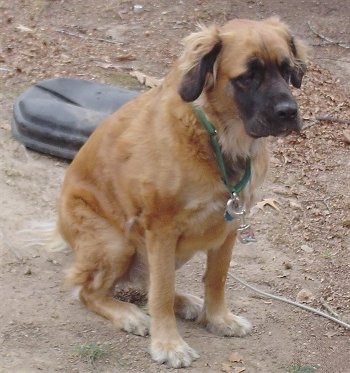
left=178, top=17, right=308, bottom=138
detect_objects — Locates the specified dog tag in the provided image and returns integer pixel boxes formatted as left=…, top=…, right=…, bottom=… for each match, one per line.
left=225, top=193, right=244, bottom=221
left=224, top=210, right=234, bottom=221
left=224, top=194, right=257, bottom=243
left=238, top=224, right=256, bottom=244
left=237, top=212, right=256, bottom=243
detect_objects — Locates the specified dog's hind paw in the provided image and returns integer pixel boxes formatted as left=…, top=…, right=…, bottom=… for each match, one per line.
left=174, top=293, right=203, bottom=320
left=201, top=312, right=252, bottom=337
left=114, top=305, right=150, bottom=336
left=150, top=338, right=199, bottom=368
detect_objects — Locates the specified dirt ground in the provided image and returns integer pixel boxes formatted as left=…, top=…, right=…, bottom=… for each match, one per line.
left=0, top=1, right=349, bottom=372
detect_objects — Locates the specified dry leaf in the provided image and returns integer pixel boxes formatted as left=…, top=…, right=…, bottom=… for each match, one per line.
left=270, top=156, right=281, bottom=164
left=95, top=62, right=123, bottom=70
left=228, top=352, right=243, bottom=363
left=0, top=121, right=11, bottom=130
left=255, top=198, right=281, bottom=211
left=343, top=130, right=350, bottom=144
left=129, top=70, right=162, bottom=88
left=115, top=53, right=135, bottom=61
left=289, top=200, right=303, bottom=209
left=221, top=362, right=232, bottom=372
left=233, top=368, right=246, bottom=373
left=16, top=24, right=34, bottom=33
left=324, top=331, right=338, bottom=338
left=272, top=186, right=295, bottom=196
left=277, top=272, right=289, bottom=278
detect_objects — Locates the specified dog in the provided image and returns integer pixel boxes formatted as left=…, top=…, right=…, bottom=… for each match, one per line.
left=55, top=17, right=307, bottom=368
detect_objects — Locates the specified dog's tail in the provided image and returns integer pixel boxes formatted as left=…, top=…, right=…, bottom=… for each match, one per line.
left=18, top=220, right=68, bottom=252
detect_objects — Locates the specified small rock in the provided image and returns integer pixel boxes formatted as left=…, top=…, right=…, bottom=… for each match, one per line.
left=301, top=244, right=314, bottom=253
left=296, top=289, right=315, bottom=303
left=24, top=267, right=32, bottom=275
left=342, top=218, right=350, bottom=228
left=228, top=352, right=243, bottom=363
left=47, top=258, right=59, bottom=265
left=133, top=4, right=143, bottom=13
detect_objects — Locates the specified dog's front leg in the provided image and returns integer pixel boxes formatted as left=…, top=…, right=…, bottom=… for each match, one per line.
left=146, top=226, right=199, bottom=368
left=200, top=231, right=252, bottom=337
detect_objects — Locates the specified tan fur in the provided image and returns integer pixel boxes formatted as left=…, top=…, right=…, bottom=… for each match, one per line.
left=56, top=18, right=307, bottom=368
left=179, top=24, right=221, bottom=73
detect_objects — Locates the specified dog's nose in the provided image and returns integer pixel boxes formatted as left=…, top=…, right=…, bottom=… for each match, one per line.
left=274, top=102, right=297, bottom=120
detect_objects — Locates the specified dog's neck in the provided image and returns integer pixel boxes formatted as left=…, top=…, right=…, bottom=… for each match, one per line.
left=194, top=99, right=263, bottom=162
left=223, top=154, right=246, bottom=182
left=191, top=102, right=266, bottom=193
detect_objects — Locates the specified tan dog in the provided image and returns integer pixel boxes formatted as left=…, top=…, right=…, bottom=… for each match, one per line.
left=57, top=17, right=307, bottom=368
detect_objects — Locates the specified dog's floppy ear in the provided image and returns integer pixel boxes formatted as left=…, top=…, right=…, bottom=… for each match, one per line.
left=290, top=37, right=308, bottom=88
left=264, top=17, right=308, bottom=89
left=178, top=25, right=222, bottom=102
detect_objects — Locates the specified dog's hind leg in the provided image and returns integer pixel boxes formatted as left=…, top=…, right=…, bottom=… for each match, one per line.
left=174, top=292, right=203, bottom=320
left=61, top=200, right=150, bottom=336
left=78, top=283, right=150, bottom=336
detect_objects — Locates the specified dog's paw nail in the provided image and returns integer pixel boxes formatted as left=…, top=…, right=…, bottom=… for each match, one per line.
left=151, top=339, right=199, bottom=368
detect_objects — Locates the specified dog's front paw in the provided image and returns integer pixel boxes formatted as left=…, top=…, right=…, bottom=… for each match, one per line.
left=174, top=293, right=203, bottom=320
left=150, top=338, right=199, bottom=368
left=201, top=312, right=252, bottom=337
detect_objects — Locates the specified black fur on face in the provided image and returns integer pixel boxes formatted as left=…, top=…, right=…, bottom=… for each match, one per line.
left=232, top=57, right=303, bottom=138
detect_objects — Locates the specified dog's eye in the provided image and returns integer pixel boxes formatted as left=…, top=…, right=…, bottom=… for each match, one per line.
left=280, top=61, right=292, bottom=82
left=233, top=68, right=263, bottom=89
left=235, top=71, right=255, bottom=86
left=233, top=59, right=264, bottom=89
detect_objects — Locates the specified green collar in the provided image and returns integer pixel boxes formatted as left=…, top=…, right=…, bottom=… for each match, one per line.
left=193, top=106, right=251, bottom=194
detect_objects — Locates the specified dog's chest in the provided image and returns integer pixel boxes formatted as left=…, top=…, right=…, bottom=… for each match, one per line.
left=177, top=196, right=235, bottom=252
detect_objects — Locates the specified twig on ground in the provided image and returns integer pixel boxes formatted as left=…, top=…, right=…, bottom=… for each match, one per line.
left=320, top=297, right=340, bottom=318
left=300, top=197, right=336, bottom=204
left=56, top=29, right=123, bottom=45
left=130, top=70, right=163, bottom=88
left=303, top=114, right=350, bottom=129
left=307, top=21, right=350, bottom=49
left=228, top=271, right=350, bottom=330
left=321, top=197, right=331, bottom=212
left=312, top=57, right=350, bottom=64
left=315, top=115, right=350, bottom=125
left=310, top=41, right=348, bottom=48
left=94, top=61, right=134, bottom=71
